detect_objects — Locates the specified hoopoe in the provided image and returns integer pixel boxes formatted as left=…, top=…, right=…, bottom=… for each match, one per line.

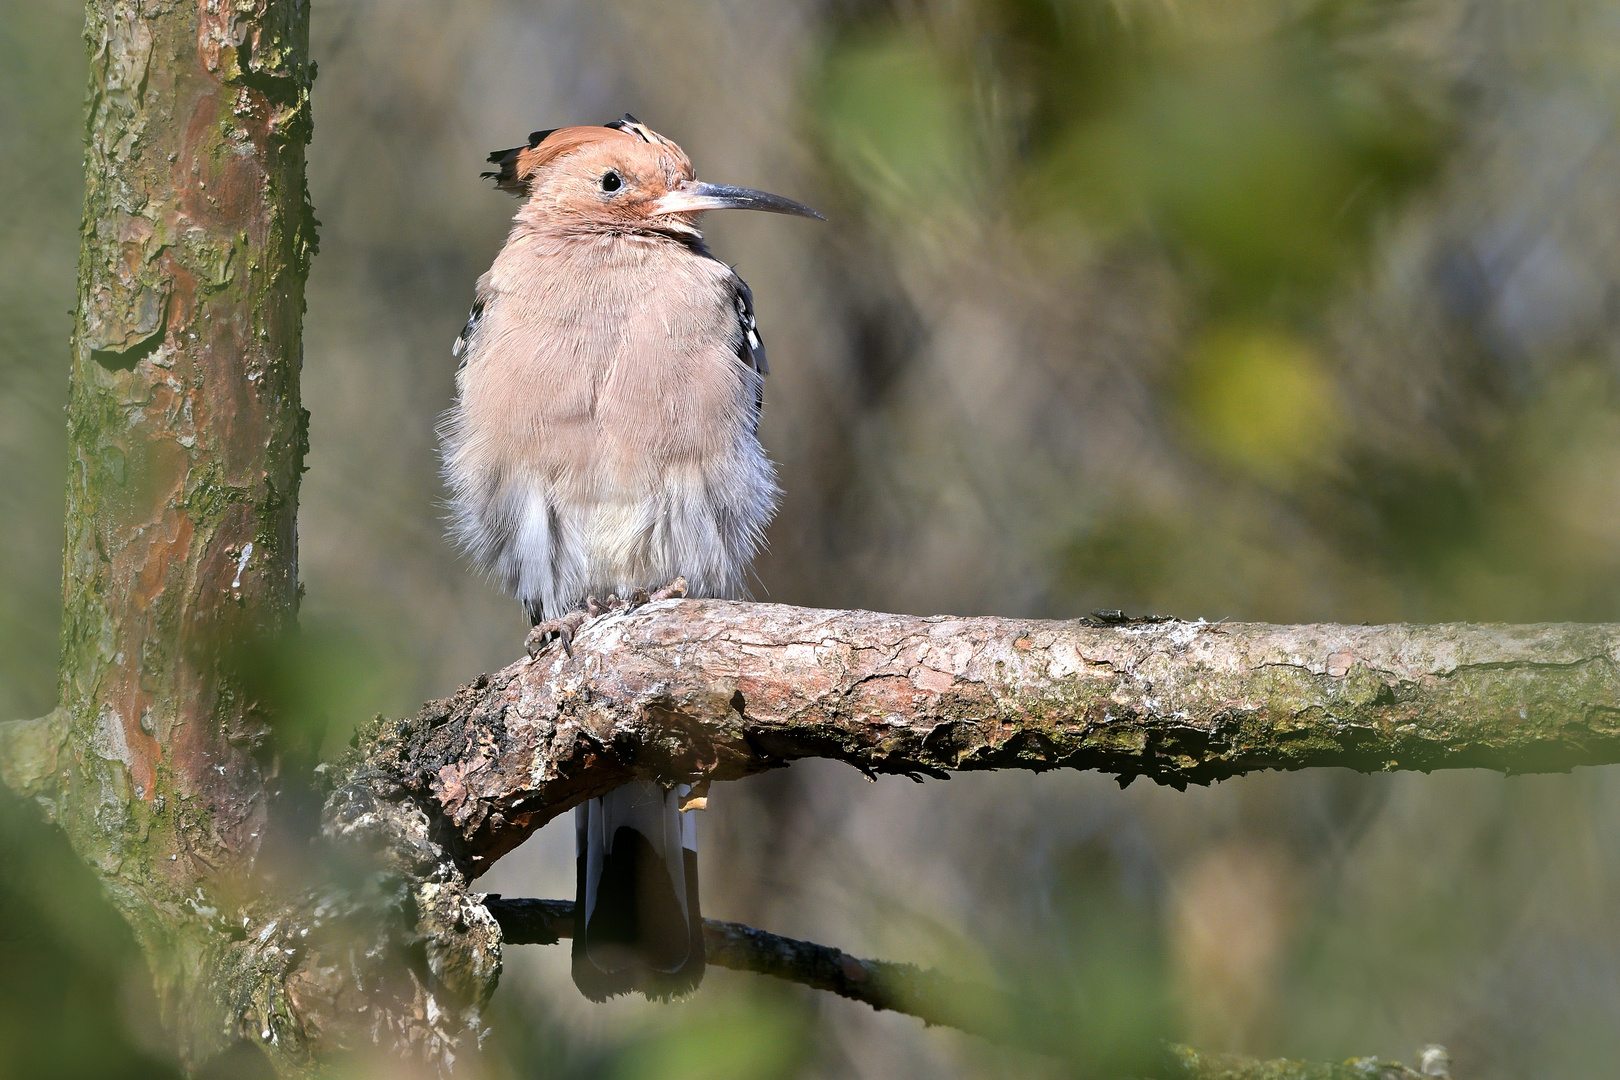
left=440, top=116, right=821, bottom=1000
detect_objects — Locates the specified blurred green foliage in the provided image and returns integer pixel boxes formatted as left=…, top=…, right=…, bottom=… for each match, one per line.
left=1032, top=837, right=1171, bottom=1075
left=7, top=0, right=1620, bottom=1077
left=1179, top=324, right=1343, bottom=483
left=0, top=0, right=78, bottom=722
left=819, top=36, right=981, bottom=218
left=817, top=1, right=1448, bottom=294
left=811, top=0, right=1620, bottom=626
left=0, top=790, right=181, bottom=1080
left=607, top=992, right=811, bottom=1080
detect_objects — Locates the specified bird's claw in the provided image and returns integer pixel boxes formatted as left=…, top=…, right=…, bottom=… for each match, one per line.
left=526, top=611, right=587, bottom=660
left=648, top=575, right=689, bottom=603
left=526, top=577, right=691, bottom=660
left=618, top=576, right=687, bottom=612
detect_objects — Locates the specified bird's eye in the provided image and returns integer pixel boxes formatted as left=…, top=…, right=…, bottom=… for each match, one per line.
left=600, top=170, right=622, bottom=193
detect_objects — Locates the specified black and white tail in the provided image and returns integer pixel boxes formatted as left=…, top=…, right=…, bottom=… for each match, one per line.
left=572, top=782, right=704, bottom=1000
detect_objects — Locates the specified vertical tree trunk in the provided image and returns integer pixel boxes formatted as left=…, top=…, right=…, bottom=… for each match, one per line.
left=53, top=0, right=313, bottom=1066
left=0, top=4, right=1565, bottom=1078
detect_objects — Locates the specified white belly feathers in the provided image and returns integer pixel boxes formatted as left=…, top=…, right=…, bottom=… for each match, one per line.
left=478, top=457, right=773, bottom=618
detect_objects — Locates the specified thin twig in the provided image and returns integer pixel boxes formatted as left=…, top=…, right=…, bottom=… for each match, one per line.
left=482, top=897, right=1444, bottom=1079
left=483, top=895, right=1051, bottom=1044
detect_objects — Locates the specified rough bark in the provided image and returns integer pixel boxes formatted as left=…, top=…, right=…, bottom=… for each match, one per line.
left=43, top=0, right=316, bottom=1069
left=296, top=602, right=1612, bottom=1070
left=13, top=1, right=1609, bottom=1075
left=366, top=602, right=1620, bottom=879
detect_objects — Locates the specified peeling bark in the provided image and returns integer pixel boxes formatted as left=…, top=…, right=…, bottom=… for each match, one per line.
left=25, top=1, right=1615, bottom=1076
left=360, top=603, right=1620, bottom=879
left=48, top=0, right=316, bottom=1070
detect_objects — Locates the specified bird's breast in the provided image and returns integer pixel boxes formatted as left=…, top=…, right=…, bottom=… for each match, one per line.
left=460, top=235, right=752, bottom=488
left=443, top=232, right=777, bottom=609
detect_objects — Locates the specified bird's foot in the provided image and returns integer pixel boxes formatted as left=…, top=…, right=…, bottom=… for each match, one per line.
left=526, top=578, right=690, bottom=661
left=594, top=576, right=689, bottom=616
left=526, top=610, right=588, bottom=660
left=645, top=575, right=689, bottom=604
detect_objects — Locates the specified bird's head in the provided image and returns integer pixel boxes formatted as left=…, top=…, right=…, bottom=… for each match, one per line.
left=483, top=115, right=823, bottom=239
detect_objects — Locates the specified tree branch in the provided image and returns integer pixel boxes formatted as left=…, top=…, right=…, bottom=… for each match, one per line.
left=279, top=601, right=1599, bottom=1068
left=351, top=600, right=1620, bottom=878
left=483, top=897, right=1443, bottom=1080
left=485, top=895, right=1055, bottom=1044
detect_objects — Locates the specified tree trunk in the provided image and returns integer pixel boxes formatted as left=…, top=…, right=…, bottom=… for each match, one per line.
left=49, top=0, right=313, bottom=1067
left=1, top=1, right=1592, bottom=1076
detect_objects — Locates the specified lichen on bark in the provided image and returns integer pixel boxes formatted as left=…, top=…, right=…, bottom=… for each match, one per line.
left=52, top=0, right=317, bottom=1068
left=351, top=603, right=1620, bottom=880
left=26, top=2, right=1620, bottom=1076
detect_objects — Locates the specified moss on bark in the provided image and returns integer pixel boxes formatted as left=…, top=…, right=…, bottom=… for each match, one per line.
left=52, top=0, right=314, bottom=1068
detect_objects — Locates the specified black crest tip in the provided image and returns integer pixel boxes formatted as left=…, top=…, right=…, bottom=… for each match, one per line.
left=482, top=128, right=560, bottom=193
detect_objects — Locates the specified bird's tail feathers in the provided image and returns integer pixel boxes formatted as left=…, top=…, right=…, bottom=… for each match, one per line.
left=572, top=782, right=704, bottom=1001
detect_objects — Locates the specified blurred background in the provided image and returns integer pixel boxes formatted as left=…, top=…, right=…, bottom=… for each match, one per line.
left=7, top=0, right=1620, bottom=1076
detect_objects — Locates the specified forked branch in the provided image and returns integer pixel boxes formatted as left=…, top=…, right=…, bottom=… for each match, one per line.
left=286, top=600, right=1600, bottom=1073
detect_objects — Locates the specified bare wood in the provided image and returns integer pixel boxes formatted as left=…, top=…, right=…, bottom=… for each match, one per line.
left=360, top=600, right=1620, bottom=877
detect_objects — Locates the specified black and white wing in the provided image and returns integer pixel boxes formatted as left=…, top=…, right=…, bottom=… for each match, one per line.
left=731, top=275, right=767, bottom=428
left=452, top=297, right=486, bottom=361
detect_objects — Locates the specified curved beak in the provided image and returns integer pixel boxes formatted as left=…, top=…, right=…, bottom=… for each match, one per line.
left=652, top=180, right=825, bottom=220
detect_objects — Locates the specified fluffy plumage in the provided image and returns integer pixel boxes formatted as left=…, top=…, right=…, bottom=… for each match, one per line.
left=441, top=117, right=819, bottom=1000
left=441, top=226, right=776, bottom=619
